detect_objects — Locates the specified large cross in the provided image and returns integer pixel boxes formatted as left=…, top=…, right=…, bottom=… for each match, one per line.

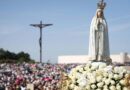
left=30, top=21, right=53, bottom=63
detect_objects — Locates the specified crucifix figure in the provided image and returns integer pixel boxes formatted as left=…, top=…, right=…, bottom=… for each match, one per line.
left=30, top=21, right=53, bottom=63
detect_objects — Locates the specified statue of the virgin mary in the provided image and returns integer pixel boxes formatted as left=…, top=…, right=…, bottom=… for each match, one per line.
left=88, top=0, right=111, bottom=62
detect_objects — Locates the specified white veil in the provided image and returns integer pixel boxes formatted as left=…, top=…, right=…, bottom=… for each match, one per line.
left=88, top=9, right=110, bottom=61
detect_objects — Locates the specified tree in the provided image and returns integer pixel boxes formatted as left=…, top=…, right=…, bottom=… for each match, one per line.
left=0, top=48, right=6, bottom=60
left=17, top=52, right=30, bottom=62
left=0, top=48, right=35, bottom=63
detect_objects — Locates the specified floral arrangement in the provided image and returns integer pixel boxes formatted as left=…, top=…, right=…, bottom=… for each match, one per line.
left=62, top=62, right=130, bottom=90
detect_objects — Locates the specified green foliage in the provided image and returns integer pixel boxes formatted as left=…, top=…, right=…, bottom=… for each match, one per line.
left=0, top=48, right=35, bottom=63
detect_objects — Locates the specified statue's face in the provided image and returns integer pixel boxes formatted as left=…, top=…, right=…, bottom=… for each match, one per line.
left=97, top=11, right=103, bottom=18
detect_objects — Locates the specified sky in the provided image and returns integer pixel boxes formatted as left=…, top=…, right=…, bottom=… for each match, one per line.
left=0, top=0, right=130, bottom=63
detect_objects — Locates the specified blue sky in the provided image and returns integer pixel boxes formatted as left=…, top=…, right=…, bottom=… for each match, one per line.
left=0, top=0, right=130, bottom=63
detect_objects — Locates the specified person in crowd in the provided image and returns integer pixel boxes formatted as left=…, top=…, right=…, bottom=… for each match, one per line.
left=0, top=63, right=77, bottom=90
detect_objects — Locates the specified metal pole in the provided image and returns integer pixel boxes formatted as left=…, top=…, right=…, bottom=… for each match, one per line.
left=40, top=26, right=42, bottom=63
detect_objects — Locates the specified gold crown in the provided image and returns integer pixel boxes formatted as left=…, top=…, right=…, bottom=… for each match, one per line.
left=97, top=0, right=106, bottom=10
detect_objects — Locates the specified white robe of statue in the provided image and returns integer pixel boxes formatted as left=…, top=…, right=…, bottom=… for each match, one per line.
left=88, top=9, right=111, bottom=61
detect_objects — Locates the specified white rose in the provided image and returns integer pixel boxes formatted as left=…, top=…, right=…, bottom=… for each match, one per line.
left=79, top=68, right=84, bottom=72
left=114, top=74, right=120, bottom=80
left=109, top=85, right=116, bottom=90
left=109, top=73, right=113, bottom=79
left=84, top=64, right=91, bottom=70
left=123, top=87, right=129, bottom=90
left=74, top=86, right=83, bottom=90
left=97, top=88, right=101, bottom=90
left=85, top=85, right=91, bottom=90
left=103, top=88, right=109, bottom=90
left=122, top=69, right=127, bottom=74
left=110, top=80, right=115, bottom=85
left=75, top=65, right=83, bottom=71
left=103, top=85, right=108, bottom=90
left=91, top=84, right=96, bottom=89
left=82, top=72, right=88, bottom=77
left=104, top=66, right=113, bottom=73
left=76, top=73, right=81, bottom=79
left=102, top=77, right=106, bottom=82
left=120, top=79, right=126, bottom=86
left=116, top=84, right=121, bottom=90
left=118, top=73, right=123, bottom=79
left=90, top=78, right=96, bottom=83
left=84, top=66, right=89, bottom=71
left=125, top=73, right=130, bottom=78
left=105, top=79, right=111, bottom=85
left=87, top=62, right=91, bottom=67
left=97, top=82, right=104, bottom=88
left=91, top=66, right=98, bottom=70
left=69, top=84, right=75, bottom=89
left=78, top=78, right=87, bottom=87
left=96, top=76, right=102, bottom=82
left=71, top=76, right=76, bottom=83
left=103, top=72, right=108, bottom=78
left=114, top=67, right=120, bottom=73
left=71, top=68, right=77, bottom=74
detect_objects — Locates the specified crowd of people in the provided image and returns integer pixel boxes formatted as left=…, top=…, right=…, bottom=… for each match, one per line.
left=0, top=63, right=77, bottom=90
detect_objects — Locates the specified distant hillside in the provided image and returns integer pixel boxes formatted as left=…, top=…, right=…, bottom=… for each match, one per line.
left=0, top=48, right=35, bottom=63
